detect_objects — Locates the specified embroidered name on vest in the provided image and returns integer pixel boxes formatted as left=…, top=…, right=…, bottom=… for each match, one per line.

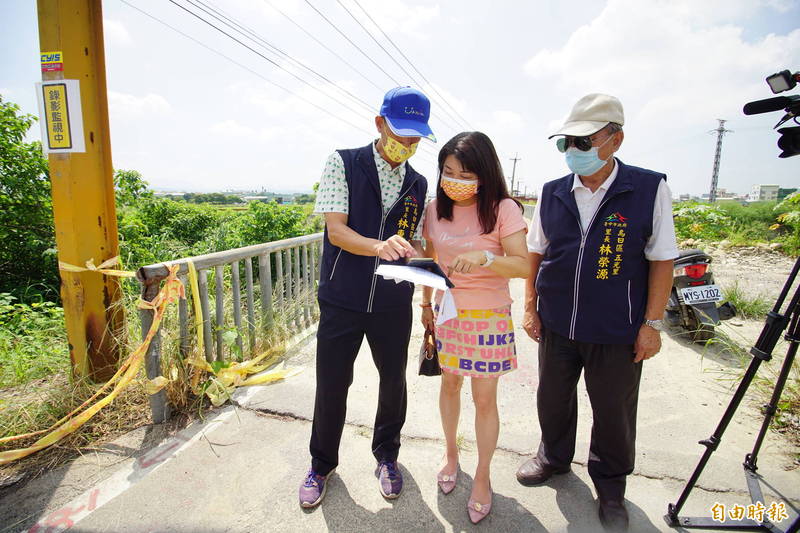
left=597, top=212, right=629, bottom=280
left=396, top=194, right=420, bottom=239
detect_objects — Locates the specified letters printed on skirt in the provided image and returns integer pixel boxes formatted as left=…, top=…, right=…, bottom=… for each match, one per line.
left=435, top=307, right=517, bottom=378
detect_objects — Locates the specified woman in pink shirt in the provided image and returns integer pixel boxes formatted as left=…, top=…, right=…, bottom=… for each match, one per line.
left=421, top=132, right=530, bottom=523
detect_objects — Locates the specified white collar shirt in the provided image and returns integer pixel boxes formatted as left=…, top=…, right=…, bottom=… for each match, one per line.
left=571, top=158, right=619, bottom=233
left=527, top=158, right=678, bottom=261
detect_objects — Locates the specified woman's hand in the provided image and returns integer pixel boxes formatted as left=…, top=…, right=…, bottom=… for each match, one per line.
left=421, top=306, right=435, bottom=331
left=450, top=250, right=487, bottom=274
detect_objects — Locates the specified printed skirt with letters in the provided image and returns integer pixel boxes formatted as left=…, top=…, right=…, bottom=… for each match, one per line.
left=435, top=306, right=517, bottom=378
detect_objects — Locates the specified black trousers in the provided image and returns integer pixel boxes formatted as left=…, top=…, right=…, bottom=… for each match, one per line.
left=309, top=300, right=413, bottom=475
left=536, top=326, right=643, bottom=502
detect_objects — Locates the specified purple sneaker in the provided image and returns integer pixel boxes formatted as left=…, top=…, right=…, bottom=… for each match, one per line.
left=377, top=461, right=403, bottom=499
left=299, top=469, right=332, bottom=508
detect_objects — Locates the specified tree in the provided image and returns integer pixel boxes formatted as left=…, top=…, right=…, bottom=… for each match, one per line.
left=0, top=95, right=58, bottom=301
left=114, top=169, right=152, bottom=207
left=294, top=193, right=316, bottom=204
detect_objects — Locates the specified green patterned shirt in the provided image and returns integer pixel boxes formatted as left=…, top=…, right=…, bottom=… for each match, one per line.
left=314, top=141, right=423, bottom=240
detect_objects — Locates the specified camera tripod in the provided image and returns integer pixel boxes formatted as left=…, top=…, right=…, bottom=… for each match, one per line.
left=665, top=256, right=800, bottom=532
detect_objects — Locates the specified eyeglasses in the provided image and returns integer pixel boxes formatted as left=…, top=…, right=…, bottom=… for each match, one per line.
left=555, top=133, right=613, bottom=153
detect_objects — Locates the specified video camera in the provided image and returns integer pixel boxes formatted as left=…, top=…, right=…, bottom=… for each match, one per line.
left=743, top=69, right=800, bottom=158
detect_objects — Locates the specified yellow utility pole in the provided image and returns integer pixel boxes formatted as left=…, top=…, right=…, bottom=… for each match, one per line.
left=37, top=0, right=123, bottom=381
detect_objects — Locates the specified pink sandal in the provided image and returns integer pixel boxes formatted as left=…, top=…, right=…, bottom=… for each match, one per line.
left=437, top=465, right=458, bottom=494
left=467, top=494, right=493, bottom=524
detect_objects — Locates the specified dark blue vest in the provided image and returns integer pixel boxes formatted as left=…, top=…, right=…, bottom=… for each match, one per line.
left=536, top=159, right=664, bottom=345
left=317, top=143, right=428, bottom=312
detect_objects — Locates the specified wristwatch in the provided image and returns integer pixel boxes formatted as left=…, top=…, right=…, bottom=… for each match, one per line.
left=483, top=250, right=495, bottom=267
left=644, top=319, right=665, bottom=331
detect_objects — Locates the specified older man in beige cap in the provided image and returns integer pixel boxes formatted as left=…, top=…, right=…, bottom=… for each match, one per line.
left=516, top=94, right=678, bottom=530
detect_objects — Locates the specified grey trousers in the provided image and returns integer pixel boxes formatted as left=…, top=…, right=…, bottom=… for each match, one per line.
left=535, top=326, right=643, bottom=502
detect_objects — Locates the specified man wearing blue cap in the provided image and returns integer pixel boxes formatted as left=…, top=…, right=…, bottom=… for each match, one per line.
left=299, top=87, right=436, bottom=508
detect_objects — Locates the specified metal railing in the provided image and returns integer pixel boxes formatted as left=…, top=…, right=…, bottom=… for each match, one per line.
left=523, top=203, right=535, bottom=219
left=136, top=232, right=324, bottom=423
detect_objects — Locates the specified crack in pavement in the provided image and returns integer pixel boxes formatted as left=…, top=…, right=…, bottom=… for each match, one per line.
left=233, top=401, right=784, bottom=500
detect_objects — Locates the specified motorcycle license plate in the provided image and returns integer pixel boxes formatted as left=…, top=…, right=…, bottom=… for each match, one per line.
left=680, top=284, right=723, bottom=305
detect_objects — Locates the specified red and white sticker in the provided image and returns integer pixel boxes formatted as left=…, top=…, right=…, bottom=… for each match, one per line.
left=40, top=51, right=63, bottom=72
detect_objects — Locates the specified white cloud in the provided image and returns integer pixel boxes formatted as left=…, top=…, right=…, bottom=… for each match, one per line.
left=108, top=91, right=171, bottom=121
left=209, top=119, right=280, bottom=142
left=515, top=0, right=800, bottom=196
left=523, top=0, right=800, bottom=129
left=345, top=0, right=440, bottom=40
left=210, top=119, right=255, bottom=137
left=104, top=19, right=132, bottom=46
left=491, top=110, right=524, bottom=129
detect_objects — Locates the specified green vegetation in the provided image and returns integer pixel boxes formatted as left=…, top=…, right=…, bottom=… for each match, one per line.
left=722, top=281, right=770, bottom=320
left=673, top=199, right=799, bottom=253
left=294, top=193, right=316, bottom=204
left=0, top=95, right=58, bottom=302
left=172, top=192, right=243, bottom=204
left=773, top=192, right=800, bottom=252
left=118, top=189, right=321, bottom=268
left=0, top=293, right=69, bottom=387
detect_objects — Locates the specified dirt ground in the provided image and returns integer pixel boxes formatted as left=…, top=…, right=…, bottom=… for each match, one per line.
left=680, top=246, right=800, bottom=464
left=689, top=244, right=797, bottom=304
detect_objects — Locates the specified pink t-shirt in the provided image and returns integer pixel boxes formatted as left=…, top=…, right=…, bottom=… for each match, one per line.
left=423, top=198, right=528, bottom=310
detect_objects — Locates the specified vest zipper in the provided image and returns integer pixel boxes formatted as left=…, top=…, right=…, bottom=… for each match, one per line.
left=569, top=195, right=614, bottom=340
left=627, top=280, right=632, bottom=324
left=329, top=249, right=343, bottom=280
left=366, top=177, right=419, bottom=312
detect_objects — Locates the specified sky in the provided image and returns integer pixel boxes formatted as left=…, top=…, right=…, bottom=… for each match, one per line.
left=1, top=0, right=799, bottom=197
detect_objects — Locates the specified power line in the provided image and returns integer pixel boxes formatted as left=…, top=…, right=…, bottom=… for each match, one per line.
left=260, top=0, right=384, bottom=93
left=350, top=0, right=473, bottom=131
left=117, top=0, right=373, bottom=137
left=116, top=0, right=442, bottom=169
left=302, top=0, right=402, bottom=87
left=333, top=0, right=467, bottom=134
left=189, top=0, right=375, bottom=115
left=185, top=0, right=450, bottom=155
left=261, top=0, right=462, bottom=144
left=167, top=0, right=372, bottom=121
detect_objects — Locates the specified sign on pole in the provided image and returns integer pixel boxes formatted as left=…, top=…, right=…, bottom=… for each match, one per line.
left=36, top=79, right=86, bottom=153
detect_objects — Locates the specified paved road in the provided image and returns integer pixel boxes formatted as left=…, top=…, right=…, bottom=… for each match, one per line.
left=2, top=279, right=799, bottom=532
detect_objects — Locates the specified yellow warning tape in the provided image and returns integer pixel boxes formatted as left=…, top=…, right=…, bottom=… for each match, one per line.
left=0, top=261, right=182, bottom=465
left=58, top=256, right=136, bottom=278
left=0, top=256, right=300, bottom=464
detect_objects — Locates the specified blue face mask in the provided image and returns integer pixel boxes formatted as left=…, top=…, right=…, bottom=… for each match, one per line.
left=564, top=135, right=613, bottom=176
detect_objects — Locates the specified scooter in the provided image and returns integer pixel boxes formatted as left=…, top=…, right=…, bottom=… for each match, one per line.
left=665, top=249, right=737, bottom=343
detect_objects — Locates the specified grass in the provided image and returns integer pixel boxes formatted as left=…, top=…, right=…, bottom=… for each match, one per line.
left=705, top=320, right=800, bottom=465
left=0, top=295, right=70, bottom=388
left=0, top=368, right=154, bottom=489
left=0, top=271, right=314, bottom=484
left=0, top=280, right=154, bottom=481
left=722, top=281, right=771, bottom=320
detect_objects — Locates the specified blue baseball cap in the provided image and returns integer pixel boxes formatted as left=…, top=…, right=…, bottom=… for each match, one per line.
left=379, top=86, right=436, bottom=142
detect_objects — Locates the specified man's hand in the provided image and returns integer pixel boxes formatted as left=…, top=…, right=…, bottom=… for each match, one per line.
left=450, top=250, right=487, bottom=274
left=373, top=235, right=416, bottom=261
left=523, top=309, right=542, bottom=342
left=633, top=324, right=661, bottom=362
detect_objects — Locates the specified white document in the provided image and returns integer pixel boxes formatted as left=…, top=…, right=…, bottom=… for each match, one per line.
left=436, top=289, right=457, bottom=325
left=375, top=264, right=449, bottom=290
left=375, top=264, right=457, bottom=325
